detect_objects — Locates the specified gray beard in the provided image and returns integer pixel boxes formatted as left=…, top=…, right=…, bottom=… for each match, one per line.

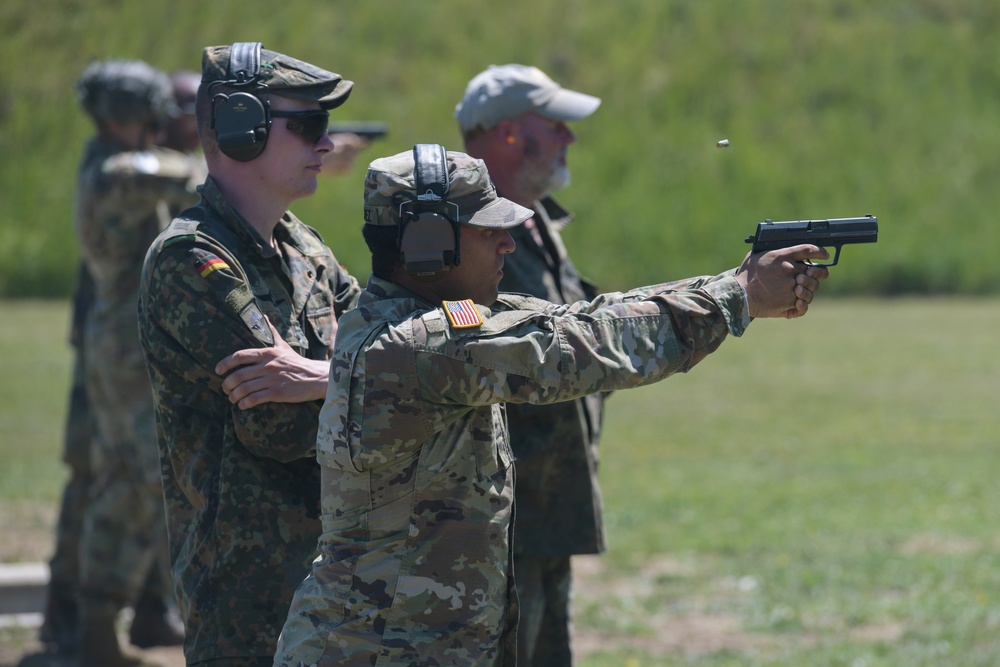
left=519, top=163, right=571, bottom=201
left=543, top=165, right=571, bottom=195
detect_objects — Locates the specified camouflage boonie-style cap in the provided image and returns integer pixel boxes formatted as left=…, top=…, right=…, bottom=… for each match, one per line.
left=201, top=43, right=353, bottom=110
left=363, top=148, right=534, bottom=229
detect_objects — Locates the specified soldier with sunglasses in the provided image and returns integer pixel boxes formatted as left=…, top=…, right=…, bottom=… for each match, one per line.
left=137, top=44, right=362, bottom=667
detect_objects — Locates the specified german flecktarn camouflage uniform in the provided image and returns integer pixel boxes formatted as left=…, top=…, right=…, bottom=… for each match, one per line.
left=138, top=175, right=360, bottom=664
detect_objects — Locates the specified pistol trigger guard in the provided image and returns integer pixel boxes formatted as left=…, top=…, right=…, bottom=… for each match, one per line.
left=804, top=245, right=841, bottom=267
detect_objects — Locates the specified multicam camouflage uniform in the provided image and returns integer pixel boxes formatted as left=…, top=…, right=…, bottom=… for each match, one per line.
left=138, top=175, right=361, bottom=664
left=274, top=264, right=750, bottom=666
left=74, top=136, right=203, bottom=617
left=498, top=196, right=604, bottom=665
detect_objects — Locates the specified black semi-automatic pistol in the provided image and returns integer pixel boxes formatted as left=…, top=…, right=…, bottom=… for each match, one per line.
left=745, top=214, right=878, bottom=266
left=326, top=121, right=389, bottom=140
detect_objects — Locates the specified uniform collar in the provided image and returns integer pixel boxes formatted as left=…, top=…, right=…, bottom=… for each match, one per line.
left=198, top=175, right=283, bottom=258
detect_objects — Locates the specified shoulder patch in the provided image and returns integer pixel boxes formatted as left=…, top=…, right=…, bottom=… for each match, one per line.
left=196, top=257, right=230, bottom=277
left=162, top=233, right=196, bottom=248
left=161, top=217, right=202, bottom=247
left=239, top=301, right=275, bottom=346
left=442, top=299, right=483, bottom=329
left=227, top=283, right=274, bottom=346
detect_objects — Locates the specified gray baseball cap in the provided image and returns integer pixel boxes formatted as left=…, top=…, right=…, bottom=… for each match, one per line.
left=364, top=149, right=533, bottom=229
left=455, top=64, right=601, bottom=133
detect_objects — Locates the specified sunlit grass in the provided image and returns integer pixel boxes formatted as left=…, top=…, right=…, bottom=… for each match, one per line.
left=0, top=300, right=70, bottom=502
left=4, top=298, right=1000, bottom=664
left=574, top=298, right=1000, bottom=666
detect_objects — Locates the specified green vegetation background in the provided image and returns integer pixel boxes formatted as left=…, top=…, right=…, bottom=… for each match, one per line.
left=7, top=297, right=1000, bottom=664
left=3, top=0, right=999, bottom=298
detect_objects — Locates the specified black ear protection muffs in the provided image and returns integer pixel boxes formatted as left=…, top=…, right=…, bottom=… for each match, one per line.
left=398, top=144, right=462, bottom=280
left=210, top=42, right=270, bottom=162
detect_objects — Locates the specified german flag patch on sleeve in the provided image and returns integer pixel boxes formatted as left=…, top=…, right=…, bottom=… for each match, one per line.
left=196, top=257, right=229, bottom=277
left=442, top=299, right=483, bottom=329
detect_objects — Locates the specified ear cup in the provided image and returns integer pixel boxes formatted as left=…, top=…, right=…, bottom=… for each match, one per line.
left=398, top=144, right=460, bottom=280
left=211, top=42, right=269, bottom=162
left=399, top=212, right=458, bottom=279
left=213, top=91, right=269, bottom=161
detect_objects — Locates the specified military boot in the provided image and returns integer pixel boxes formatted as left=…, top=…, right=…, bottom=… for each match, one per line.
left=127, top=588, right=184, bottom=649
left=76, top=607, right=146, bottom=667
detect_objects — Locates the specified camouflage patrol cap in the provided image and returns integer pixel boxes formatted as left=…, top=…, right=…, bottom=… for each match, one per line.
left=76, top=59, right=178, bottom=124
left=201, top=44, right=353, bottom=110
left=364, top=148, right=534, bottom=229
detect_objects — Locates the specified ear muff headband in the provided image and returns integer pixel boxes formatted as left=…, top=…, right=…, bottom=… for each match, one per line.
left=398, top=144, right=461, bottom=279
left=210, top=42, right=271, bottom=162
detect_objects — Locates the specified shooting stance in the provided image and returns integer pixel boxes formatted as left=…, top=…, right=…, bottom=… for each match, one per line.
left=274, top=145, right=830, bottom=666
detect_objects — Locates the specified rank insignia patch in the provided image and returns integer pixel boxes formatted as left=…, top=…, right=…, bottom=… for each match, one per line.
left=240, top=302, right=274, bottom=345
left=443, top=299, right=483, bottom=329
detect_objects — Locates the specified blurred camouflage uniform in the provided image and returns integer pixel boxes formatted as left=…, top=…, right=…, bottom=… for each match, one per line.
left=499, top=197, right=605, bottom=664
left=41, top=64, right=206, bottom=655
left=72, top=59, right=204, bottom=664
left=41, top=265, right=94, bottom=652
left=274, top=149, right=751, bottom=667
left=454, top=63, right=607, bottom=666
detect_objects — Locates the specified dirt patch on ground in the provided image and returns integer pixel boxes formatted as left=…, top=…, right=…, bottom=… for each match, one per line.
left=570, top=554, right=907, bottom=660
left=574, top=612, right=776, bottom=659
left=0, top=633, right=185, bottom=667
left=899, top=533, right=982, bottom=556
left=1, top=503, right=57, bottom=565
left=570, top=554, right=776, bottom=659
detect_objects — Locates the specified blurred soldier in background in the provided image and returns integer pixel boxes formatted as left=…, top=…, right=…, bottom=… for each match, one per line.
left=163, top=70, right=203, bottom=154
left=35, top=63, right=206, bottom=666
left=455, top=63, right=603, bottom=667
left=37, top=255, right=96, bottom=658
left=70, top=58, right=202, bottom=667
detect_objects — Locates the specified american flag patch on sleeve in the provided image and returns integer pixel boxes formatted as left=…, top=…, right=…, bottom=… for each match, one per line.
left=443, top=299, right=483, bottom=329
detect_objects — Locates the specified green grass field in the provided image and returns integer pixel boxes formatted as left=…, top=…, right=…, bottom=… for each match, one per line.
left=3, top=297, right=999, bottom=665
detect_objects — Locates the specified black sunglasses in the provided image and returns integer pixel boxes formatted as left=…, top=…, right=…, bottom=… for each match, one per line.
left=270, top=109, right=330, bottom=144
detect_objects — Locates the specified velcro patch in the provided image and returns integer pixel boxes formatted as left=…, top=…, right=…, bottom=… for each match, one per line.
left=240, top=301, right=274, bottom=346
left=442, top=299, right=483, bottom=329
